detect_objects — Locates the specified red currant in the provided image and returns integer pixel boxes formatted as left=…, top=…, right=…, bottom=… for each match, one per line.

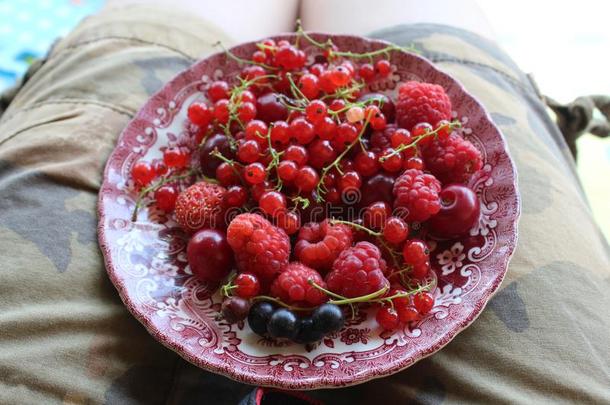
left=237, top=101, right=257, bottom=123
left=309, top=63, right=324, bottom=76
left=329, top=99, right=346, bottom=112
left=237, top=140, right=260, bottom=163
left=298, top=74, right=320, bottom=99
left=131, top=161, right=155, bottom=186
left=413, top=292, right=434, bottom=315
left=337, top=170, right=362, bottom=192
left=314, top=116, right=337, bottom=140
left=307, top=139, right=337, bottom=170
left=397, top=305, right=419, bottom=323
left=152, top=160, right=168, bottom=176
left=244, top=162, right=266, bottom=185
left=250, top=180, right=271, bottom=201
left=294, top=166, right=319, bottom=192
left=390, top=128, right=412, bottom=148
left=252, top=50, right=267, bottom=64
left=259, top=191, right=287, bottom=217
left=163, top=147, right=190, bottom=169
left=305, top=100, right=328, bottom=124
left=213, top=99, right=230, bottom=124
left=276, top=210, right=300, bottom=235
left=154, top=185, right=178, bottom=211
left=289, top=117, right=315, bottom=144
left=380, top=148, right=403, bottom=173
left=403, top=156, right=424, bottom=170
left=354, top=150, right=380, bottom=177
left=359, top=63, right=375, bottom=81
left=215, top=162, right=240, bottom=186
left=234, top=273, right=260, bottom=299
left=336, top=123, right=358, bottom=145
left=208, top=80, right=230, bottom=102
left=245, top=120, right=269, bottom=145
left=276, top=160, right=297, bottom=182
left=223, top=185, right=248, bottom=207
left=270, top=121, right=289, bottom=147
left=363, top=201, right=391, bottom=230
left=403, top=239, right=429, bottom=265
left=329, top=65, right=351, bottom=87
left=375, top=59, right=391, bottom=77
left=187, top=102, right=213, bottom=126
left=376, top=306, right=400, bottom=330
left=382, top=217, right=409, bottom=244
left=283, top=145, right=308, bottom=166
left=239, top=90, right=256, bottom=104
left=411, top=261, right=430, bottom=279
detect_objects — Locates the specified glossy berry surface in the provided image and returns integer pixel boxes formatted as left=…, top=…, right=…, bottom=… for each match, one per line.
left=221, top=296, right=251, bottom=324
left=267, top=308, right=298, bottom=339
left=154, top=185, right=178, bottom=212
left=234, top=273, right=260, bottom=299
left=187, top=228, right=233, bottom=283
left=131, top=161, right=155, bottom=186
left=376, top=306, right=400, bottom=330
left=248, top=301, right=275, bottom=336
left=311, top=304, right=345, bottom=334
left=428, top=184, right=481, bottom=238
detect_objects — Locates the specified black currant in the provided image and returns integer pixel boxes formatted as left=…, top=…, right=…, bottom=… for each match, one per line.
left=294, top=317, right=325, bottom=344
left=267, top=308, right=298, bottom=339
left=312, top=304, right=345, bottom=334
left=247, top=301, right=275, bottom=336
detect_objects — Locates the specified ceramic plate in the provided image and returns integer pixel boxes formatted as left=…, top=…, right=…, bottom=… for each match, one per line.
left=98, top=33, right=520, bottom=389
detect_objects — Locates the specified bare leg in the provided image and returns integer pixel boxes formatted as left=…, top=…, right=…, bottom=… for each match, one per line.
left=299, top=0, right=495, bottom=40
left=107, top=0, right=300, bottom=43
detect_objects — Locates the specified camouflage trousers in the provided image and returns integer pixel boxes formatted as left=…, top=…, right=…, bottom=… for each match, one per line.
left=0, top=5, right=608, bottom=405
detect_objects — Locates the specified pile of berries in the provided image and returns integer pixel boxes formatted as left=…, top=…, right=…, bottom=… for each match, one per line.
left=130, top=32, right=483, bottom=344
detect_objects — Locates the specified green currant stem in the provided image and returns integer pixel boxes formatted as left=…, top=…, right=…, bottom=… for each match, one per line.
left=316, top=117, right=371, bottom=201
left=320, top=81, right=365, bottom=102
left=328, top=285, right=389, bottom=305
left=251, top=296, right=317, bottom=312
left=291, top=196, right=310, bottom=210
left=286, top=73, right=309, bottom=102
left=373, top=281, right=434, bottom=305
left=131, top=169, right=200, bottom=221
left=296, top=21, right=331, bottom=49
left=214, top=41, right=277, bottom=70
left=379, top=120, right=461, bottom=162
left=330, top=219, right=381, bottom=237
left=210, top=149, right=245, bottom=185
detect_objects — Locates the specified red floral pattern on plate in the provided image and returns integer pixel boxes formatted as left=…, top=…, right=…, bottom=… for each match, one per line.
left=98, top=33, right=520, bottom=389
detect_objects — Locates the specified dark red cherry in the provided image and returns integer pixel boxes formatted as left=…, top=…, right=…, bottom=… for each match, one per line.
left=256, top=92, right=288, bottom=123
left=428, top=184, right=481, bottom=238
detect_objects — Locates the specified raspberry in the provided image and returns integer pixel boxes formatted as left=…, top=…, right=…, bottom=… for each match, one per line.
left=270, top=263, right=328, bottom=307
left=393, top=169, right=441, bottom=222
left=175, top=182, right=226, bottom=232
left=421, top=132, right=483, bottom=184
left=395, top=81, right=452, bottom=130
left=226, top=213, right=290, bottom=280
left=325, top=242, right=389, bottom=298
left=294, top=219, right=353, bottom=271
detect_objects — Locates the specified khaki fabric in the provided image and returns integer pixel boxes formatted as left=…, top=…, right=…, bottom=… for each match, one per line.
left=0, top=6, right=608, bottom=405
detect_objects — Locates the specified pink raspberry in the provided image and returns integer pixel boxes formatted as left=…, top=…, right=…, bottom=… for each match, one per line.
left=393, top=169, right=441, bottom=222
left=294, top=219, right=353, bottom=272
left=270, top=262, right=328, bottom=307
left=396, top=81, right=452, bottom=130
left=226, top=213, right=290, bottom=281
left=421, top=132, right=483, bottom=184
left=325, top=242, right=389, bottom=298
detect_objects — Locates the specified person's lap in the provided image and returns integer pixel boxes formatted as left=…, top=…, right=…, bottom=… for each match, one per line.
left=0, top=5, right=608, bottom=404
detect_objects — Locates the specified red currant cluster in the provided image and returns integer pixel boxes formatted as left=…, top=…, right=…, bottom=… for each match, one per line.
left=130, top=32, right=484, bottom=340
